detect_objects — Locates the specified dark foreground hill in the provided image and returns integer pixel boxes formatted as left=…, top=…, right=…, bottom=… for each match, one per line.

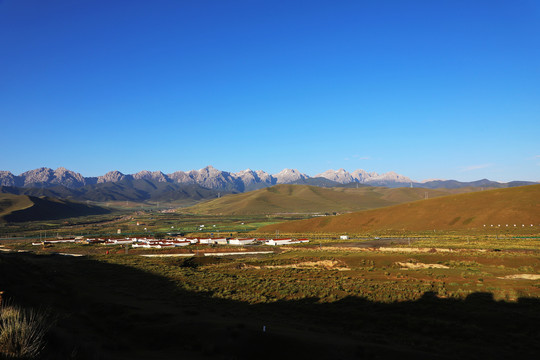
left=179, top=184, right=483, bottom=215
left=0, top=194, right=110, bottom=222
left=259, top=184, right=540, bottom=233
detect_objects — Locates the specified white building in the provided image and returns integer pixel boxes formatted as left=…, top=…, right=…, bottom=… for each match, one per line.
left=228, top=238, right=256, bottom=245
left=266, top=238, right=293, bottom=246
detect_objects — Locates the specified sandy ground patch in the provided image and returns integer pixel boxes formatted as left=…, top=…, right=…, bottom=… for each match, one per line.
left=380, top=247, right=456, bottom=253
left=396, top=262, right=449, bottom=269
left=244, top=260, right=350, bottom=271
left=292, top=246, right=490, bottom=254
left=497, top=274, right=540, bottom=280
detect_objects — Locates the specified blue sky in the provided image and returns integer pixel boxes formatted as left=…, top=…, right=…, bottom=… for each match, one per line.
left=1, top=0, right=539, bottom=182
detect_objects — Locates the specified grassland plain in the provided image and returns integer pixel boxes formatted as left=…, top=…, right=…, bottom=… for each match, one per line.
left=0, top=212, right=309, bottom=244
left=259, top=184, right=540, bottom=233
left=1, top=184, right=539, bottom=359
left=178, top=184, right=482, bottom=215
left=1, top=242, right=540, bottom=359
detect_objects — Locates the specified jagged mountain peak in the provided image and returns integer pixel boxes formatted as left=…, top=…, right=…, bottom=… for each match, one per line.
left=315, top=169, right=354, bottom=184
left=0, top=171, right=20, bottom=187
left=273, top=169, right=309, bottom=184
left=17, top=167, right=86, bottom=188
left=133, top=170, right=169, bottom=182
left=1, top=165, right=418, bottom=191
left=2, top=166, right=536, bottom=193
left=98, top=170, right=127, bottom=184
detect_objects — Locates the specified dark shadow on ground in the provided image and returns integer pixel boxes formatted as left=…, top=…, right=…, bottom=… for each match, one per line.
left=1, top=252, right=539, bottom=359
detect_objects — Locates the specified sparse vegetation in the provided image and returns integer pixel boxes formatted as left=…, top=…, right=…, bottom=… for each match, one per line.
left=0, top=305, right=49, bottom=359
left=0, top=183, right=538, bottom=358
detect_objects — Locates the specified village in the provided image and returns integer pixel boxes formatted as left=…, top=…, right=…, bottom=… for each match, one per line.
left=32, top=236, right=310, bottom=249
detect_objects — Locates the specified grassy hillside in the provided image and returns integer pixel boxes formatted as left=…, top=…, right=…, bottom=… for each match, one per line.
left=0, top=193, right=111, bottom=223
left=178, top=184, right=477, bottom=215
left=259, top=184, right=540, bottom=233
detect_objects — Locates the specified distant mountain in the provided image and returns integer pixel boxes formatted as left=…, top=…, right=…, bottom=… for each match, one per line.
left=0, top=193, right=110, bottom=223
left=234, top=169, right=275, bottom=192
left=0, top=179, right=227, bottom=204
left=0, top=171, right=20, bottom=187
left=98, top=170, right=128, bottom=184
left=417, top=179, right=538, bottom=189
left=1, top=166, right=536, bottom=195
left=316, top=169, right=356, bottom=184
left=290, top=177, right=343, bottom=187
left=315, top=168, right=413, bottom=186
left=274, top=169, right=309, bottom=184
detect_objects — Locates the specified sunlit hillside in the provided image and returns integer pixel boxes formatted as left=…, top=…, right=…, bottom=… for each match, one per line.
left=178, top=184, right=484, bottom=215
left=259, top=184, right=540, bottom=233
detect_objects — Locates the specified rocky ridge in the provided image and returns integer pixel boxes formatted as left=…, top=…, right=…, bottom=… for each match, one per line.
left=4, top=166, right=532, bottom=192
left=0, top=166, right=414, bottom=191
left=315, top=168, right=413, bottom=185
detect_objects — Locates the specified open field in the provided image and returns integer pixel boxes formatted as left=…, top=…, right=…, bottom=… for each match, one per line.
left=1, top=185, right=539, bottom=359
left=0, top=213, right=307, bottom=243
left=1, top=238, right=540, bottom=359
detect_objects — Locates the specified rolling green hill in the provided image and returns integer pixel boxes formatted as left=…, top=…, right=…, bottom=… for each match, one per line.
left=258, top=184, right=540, bottom=233
left=178, top=184, right=478, bottom=215
left=0, top=194, right=111, bottom=223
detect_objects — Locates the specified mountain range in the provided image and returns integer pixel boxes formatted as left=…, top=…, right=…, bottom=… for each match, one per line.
left=0, top=166, right=536, bottom=197
left=0, top=166, right=411, bottom=190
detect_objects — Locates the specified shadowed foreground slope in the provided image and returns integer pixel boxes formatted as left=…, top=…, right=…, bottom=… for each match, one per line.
left=259, top=184, right=540, bottom=233
left=0, top=193, right=110, bottom=223
left=1, top=252, right=539, bottom=359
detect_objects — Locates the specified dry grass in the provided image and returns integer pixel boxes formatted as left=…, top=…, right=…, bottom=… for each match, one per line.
left=0, top=305, right=49, bottom=358
left=259, top=184, right=540, bottom=233
left=178, top=184, right=466, bottom=215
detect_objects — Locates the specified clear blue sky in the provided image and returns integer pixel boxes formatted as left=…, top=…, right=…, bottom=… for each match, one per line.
left=1, top=0, right=539, bottom=182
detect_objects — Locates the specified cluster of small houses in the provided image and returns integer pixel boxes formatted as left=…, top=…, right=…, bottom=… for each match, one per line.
left=33, top=237, right=309, bottom=248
